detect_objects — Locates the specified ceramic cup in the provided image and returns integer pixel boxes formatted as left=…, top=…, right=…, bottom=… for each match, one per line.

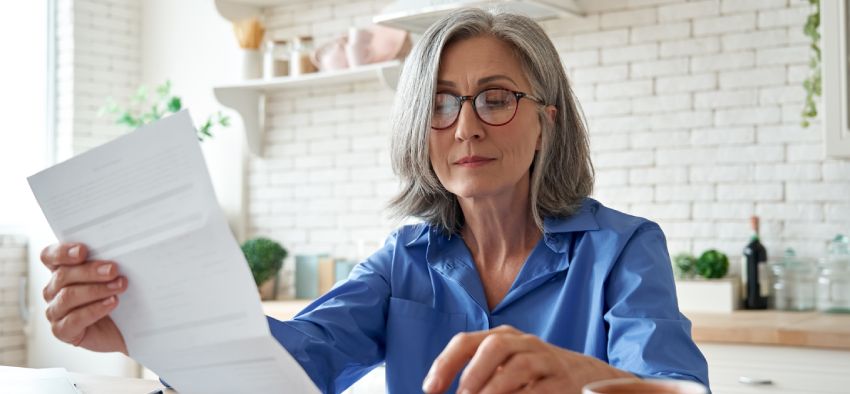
left=345, top=27, right=373, bottom=67
left=312, top=37, right=348, bottom=72
left=582, top=378, right=708, bottom=394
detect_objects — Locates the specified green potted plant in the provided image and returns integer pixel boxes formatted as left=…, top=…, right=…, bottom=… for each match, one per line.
left=241, top=237, right=288, bottom=300
left=801, top=0, right=820, bottom=128
left=673, top=249, right=738, bottom=313
left=673, top=252, right=698, bottom=279
left=695, top=249, right=729, bottom=279
left=99, top=80, right=230, bottom=140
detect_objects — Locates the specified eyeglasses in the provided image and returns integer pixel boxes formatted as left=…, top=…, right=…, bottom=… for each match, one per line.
left=430, top=88, right=544, bottom=130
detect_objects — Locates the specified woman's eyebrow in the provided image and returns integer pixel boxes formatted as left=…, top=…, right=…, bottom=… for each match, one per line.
left=436, top=75, right=519, bottom=88
left=478, top=75, right=518, bottom=87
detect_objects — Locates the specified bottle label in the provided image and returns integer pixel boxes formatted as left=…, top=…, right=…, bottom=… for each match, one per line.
left=758, top=262, right=769, bottom=298
left=740, top=256, right=748, bottom=301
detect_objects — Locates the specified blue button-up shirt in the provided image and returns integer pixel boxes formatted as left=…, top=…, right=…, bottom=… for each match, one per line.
left=268, top=198, right=709, bottom=393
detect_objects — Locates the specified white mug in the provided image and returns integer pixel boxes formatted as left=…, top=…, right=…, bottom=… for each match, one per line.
left=583, top=378, right=708, bottom=394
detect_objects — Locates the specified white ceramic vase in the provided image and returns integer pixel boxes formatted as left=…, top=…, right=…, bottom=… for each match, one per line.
left=242, top=49, right=262, bottom=80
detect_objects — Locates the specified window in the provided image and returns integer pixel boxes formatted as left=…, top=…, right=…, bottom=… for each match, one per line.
left=0, top=0, right=51, bottom=231
left=822, top=0, right=850, bottom=158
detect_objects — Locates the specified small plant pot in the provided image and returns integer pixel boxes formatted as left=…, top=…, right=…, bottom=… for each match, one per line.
left=258, top=277, right=277, bottom=300
left=675, top=278, right=740, bottom=313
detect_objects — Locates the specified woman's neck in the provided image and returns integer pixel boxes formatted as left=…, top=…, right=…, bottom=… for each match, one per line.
left=457, top=178, right=541, bottom=270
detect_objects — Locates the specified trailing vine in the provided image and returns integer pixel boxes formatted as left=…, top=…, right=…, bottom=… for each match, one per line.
left=802, top=0, right=821, bottom=128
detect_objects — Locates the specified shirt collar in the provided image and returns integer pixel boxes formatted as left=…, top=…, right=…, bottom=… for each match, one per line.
left=542, top=198, right=601, bottom=235
left=404, top=198, right=601, bottom=254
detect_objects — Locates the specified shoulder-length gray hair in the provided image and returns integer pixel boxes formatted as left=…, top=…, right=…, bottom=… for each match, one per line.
left=388, top=8, right=594, bottom=235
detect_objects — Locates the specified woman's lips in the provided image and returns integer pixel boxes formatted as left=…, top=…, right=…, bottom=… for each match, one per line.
left=454, top=156, right=495, bottom=167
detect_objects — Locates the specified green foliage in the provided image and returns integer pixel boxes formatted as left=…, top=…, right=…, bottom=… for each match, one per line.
left=99, top=80, right=230, bottom=141
left=673, top=252, right=698, bottom=279
left=802, top=0, right=821, bottom=128
left=241, top=237, right=288, bottom=286
left=695, top=249, right=729, bottom=279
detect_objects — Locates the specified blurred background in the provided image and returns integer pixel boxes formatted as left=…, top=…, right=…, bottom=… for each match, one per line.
left=1, top=0, right=849, bottom=393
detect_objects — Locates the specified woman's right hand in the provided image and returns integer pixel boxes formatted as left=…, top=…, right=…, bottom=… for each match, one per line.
left=40, top=243, right=129, bottom=355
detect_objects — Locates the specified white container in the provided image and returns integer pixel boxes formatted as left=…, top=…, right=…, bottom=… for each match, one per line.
left=264, top=40, right=289, bottom=79
left=675, top=278, right=740, bottom=313
left=241, top=49, right=262, bottom=79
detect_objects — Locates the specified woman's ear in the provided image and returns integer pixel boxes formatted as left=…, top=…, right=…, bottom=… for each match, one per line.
left=537, top=105, right=557, bottom=150
left=545, top=105, right=557, bottom=123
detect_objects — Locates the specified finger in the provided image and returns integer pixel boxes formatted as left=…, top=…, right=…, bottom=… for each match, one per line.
left=478, top=352, right=552, bottom=394
left=458, top=332, right=540, bottom=393
left=52, top=295, right=119, bottom=346
left=422, top=330, right=491, bottom=393
left=516, top=377, right=562, bottom=393
left=41, top=243, right=89, bottom=270
left=43, top=261, right=119, bottom=302
left=45, top=278, right=127, bottom=323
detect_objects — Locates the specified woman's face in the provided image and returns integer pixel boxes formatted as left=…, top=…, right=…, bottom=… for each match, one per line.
left=429, top=35, right=545, bottom=202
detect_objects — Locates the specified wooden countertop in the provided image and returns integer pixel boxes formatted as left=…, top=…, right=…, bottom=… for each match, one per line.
left=263, top=301, right=850, bottom=351
left=687, top=310, right=850, bottom=350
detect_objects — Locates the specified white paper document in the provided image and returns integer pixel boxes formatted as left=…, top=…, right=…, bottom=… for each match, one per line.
left=0, top=367, right=80, bottom=394
left=28, top=111, right=319, bottom=394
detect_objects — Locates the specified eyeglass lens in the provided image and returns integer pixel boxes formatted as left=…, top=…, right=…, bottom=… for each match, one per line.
left=432, top=88, right=519, bottom=129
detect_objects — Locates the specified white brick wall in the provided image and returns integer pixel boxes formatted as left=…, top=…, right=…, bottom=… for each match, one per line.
left=562, top=0, right=849, bottom=262
left=250, top=0, right=850, bottom=297
left=57, top=0, right=141, bottom=159
left=0, top=235, right=27, bottom=367
left=0, top=0, right=139, bottom=368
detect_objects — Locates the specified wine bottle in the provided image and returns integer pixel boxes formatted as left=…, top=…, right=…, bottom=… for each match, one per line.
left=742, top=216, right=769, bottom=309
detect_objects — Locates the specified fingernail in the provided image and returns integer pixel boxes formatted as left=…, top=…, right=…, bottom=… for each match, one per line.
left=107, top=278, right=122, bottom=289
left=102, top=296, right=115, bottom=306
left=68, top=245, right=81, bottom=259
left=97, top=264, right=112, bottom=276
left=422, top=373, right=439, bottom=393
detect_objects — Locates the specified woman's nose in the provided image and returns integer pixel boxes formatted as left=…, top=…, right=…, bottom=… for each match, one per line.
left=454, top=100, right=485, bottom=141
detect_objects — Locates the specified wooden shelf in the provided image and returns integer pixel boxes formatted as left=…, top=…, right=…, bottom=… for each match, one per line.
left=374, top=0, right=584, bottom=32
left=213, top=60, right=402, bottom=156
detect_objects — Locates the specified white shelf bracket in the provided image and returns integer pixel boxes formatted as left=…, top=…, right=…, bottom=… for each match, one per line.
left=214, top=87, right=265, bottom=156
left=377, top=62, right=402, bottom=90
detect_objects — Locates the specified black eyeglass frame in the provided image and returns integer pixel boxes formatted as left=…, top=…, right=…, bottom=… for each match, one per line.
left=430, top=88, right=545, bottom=130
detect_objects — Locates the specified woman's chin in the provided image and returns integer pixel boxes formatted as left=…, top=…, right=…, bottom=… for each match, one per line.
left=448, top=184, right=510, bottom=200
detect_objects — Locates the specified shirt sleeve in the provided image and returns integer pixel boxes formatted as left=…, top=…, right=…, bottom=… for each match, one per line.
left=603, top=222, right=710, bottom=388
left=266, top=232, right=397, bottom=394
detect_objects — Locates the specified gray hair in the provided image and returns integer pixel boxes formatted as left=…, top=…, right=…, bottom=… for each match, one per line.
left=388, top=8, right=594, bottom=235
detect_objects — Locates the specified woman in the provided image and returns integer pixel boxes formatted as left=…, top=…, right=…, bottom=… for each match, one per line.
left=40, top=9, right=709, bottom=394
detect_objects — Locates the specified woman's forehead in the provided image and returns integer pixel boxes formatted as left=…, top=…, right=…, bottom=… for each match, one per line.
left=437, top=35, right=529, bottom=89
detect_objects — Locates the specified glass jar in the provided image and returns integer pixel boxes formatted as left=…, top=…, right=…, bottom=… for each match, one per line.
left=769, top=248, right=816, bottom=311
left=290, top=36, right=317, bottom=77
left=817, top=234, right=850, bottom=313
left=264, top=39, right=290, bottom=78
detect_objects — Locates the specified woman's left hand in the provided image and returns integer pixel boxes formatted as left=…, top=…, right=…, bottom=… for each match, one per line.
left=422, top=325, right=635, bottom=394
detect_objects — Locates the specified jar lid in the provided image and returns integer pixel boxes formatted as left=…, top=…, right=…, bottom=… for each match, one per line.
left=777, top=248, right=816, bottom=274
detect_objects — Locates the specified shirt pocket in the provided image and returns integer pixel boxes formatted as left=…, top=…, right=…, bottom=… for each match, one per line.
left=385, top=297, right=467, bottom=392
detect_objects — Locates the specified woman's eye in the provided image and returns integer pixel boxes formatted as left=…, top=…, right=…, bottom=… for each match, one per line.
left=479, top=90, right=513, bottom=109
left=434, top=101, right=454, bottom=114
